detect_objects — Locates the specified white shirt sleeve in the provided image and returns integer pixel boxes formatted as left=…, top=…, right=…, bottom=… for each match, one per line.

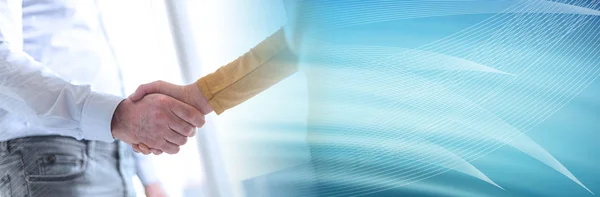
left=134, top=152, right=161, bottom=186
left=0, top=0, right=122, bottom=142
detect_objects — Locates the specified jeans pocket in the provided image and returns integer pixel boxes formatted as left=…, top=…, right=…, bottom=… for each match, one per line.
left=27, top=152, right=88, bottom=182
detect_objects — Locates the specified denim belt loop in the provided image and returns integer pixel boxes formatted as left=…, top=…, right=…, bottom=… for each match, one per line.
left=86, top=140, right=96, bottom=159
left=0, top=141, right=8, bottom=156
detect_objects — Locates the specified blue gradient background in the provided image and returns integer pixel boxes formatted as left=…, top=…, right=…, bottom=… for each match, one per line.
left=234, top=0, right=600, bottom=196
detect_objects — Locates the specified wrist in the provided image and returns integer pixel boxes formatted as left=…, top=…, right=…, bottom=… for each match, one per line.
left=184, top=83, right=213, bottom=115
left=110, top=100, right=127, bottom=140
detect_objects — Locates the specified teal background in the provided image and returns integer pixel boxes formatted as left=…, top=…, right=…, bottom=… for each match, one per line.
left=240, top=1, right=600, bottom=196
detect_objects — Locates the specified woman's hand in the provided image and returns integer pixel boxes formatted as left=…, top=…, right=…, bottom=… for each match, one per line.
left=144, top=183, right=168, bottom=197
left=129, top=81, right=213, bottom=115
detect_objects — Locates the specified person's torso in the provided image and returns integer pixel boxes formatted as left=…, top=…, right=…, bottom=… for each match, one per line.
left=1, top=0, right=124, bottom=141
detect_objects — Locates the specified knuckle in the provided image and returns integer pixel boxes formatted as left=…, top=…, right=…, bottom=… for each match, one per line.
left=136, top=84, right=146, bottom=92
left=154, top=81, right=165, bottom=89
left=140, top=83, right=150, bottom=90
left=147, top=136, right=162, bottom=147
left=156, top=95, right=169, bottom=103
left=184, top=110, right=195, bottom=120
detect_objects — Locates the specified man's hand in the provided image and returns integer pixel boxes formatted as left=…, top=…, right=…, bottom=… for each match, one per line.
left=111, top=94, right=205, bottom=154
left=128, top=81, right=212, bottom=155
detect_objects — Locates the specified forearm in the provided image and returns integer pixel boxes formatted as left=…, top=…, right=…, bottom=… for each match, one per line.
left=195, top=28, right=298, bottom=114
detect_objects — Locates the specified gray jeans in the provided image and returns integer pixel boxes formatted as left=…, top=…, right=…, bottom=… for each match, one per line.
left=0, top=136, right=136, bottom=197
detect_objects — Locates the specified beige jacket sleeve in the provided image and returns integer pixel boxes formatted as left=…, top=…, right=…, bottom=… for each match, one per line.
left=195, top=28, right=298, bottom=114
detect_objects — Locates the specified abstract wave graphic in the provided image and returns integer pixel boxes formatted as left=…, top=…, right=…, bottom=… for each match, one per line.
left=246, top=0, right=600, bottom=196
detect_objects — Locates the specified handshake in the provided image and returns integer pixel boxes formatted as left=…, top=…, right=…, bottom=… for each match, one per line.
left=109, top=21, right=306, bottom=155
left=110, top=80, right=210, bottom=155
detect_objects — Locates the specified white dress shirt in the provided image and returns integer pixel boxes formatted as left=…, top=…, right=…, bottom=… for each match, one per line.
left=0, top=0, right=158, bottom=185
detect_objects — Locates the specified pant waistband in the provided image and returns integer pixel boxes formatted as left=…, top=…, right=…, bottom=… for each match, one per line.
left=0, top=135, right=118, bottom=156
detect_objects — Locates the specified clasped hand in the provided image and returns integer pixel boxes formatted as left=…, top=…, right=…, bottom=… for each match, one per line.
left=111, top=81, right=212, bottom=155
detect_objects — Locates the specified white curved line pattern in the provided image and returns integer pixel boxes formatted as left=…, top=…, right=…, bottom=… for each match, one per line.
left=279, top=0, right=600, bottom=196
left=285, top=0, right=600, bottom=33
left=394, top=48, right=513, bottom=75
left=307, top=134, right=505, bottom=189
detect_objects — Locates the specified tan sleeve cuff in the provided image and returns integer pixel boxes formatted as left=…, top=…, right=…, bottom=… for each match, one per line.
left=195, top=28, right=298, bottom=115
left=196, top=77, right=225, bottom=114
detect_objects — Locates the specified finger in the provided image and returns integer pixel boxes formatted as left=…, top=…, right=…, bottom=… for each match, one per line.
left=129, top=81, right=168, bottom=102
left=137, top=143, right=154, bottom=155
left=132, top=144, right=141, bottom=153
left=167, top=118, right=196, bottom=138
left=157, top=139, right=181, bottom=154
left=129, top=83, right=152, bottom=102
left=138, top=143, right=162, bottom=155
left=164, top=129, right=189, bottom=146
left=169, top=98, right=206, bottom=129
left=138, top=143, right=152, bottom=155
left=150, top=148, right=163, bottom=155
left=130, top=80, right=183, bottom=102
left=165, top=104, right=197, bottom=137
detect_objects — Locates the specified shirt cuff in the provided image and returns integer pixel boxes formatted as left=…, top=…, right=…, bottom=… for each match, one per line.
left=80, top=92, right=124, bottom=142
left=196, top=77, right=225, bottom=114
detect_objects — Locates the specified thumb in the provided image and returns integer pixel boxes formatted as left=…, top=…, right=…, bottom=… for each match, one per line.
left=129, top=82, right=158, bottom=102
left=129, top=80, right=175, bottom=102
